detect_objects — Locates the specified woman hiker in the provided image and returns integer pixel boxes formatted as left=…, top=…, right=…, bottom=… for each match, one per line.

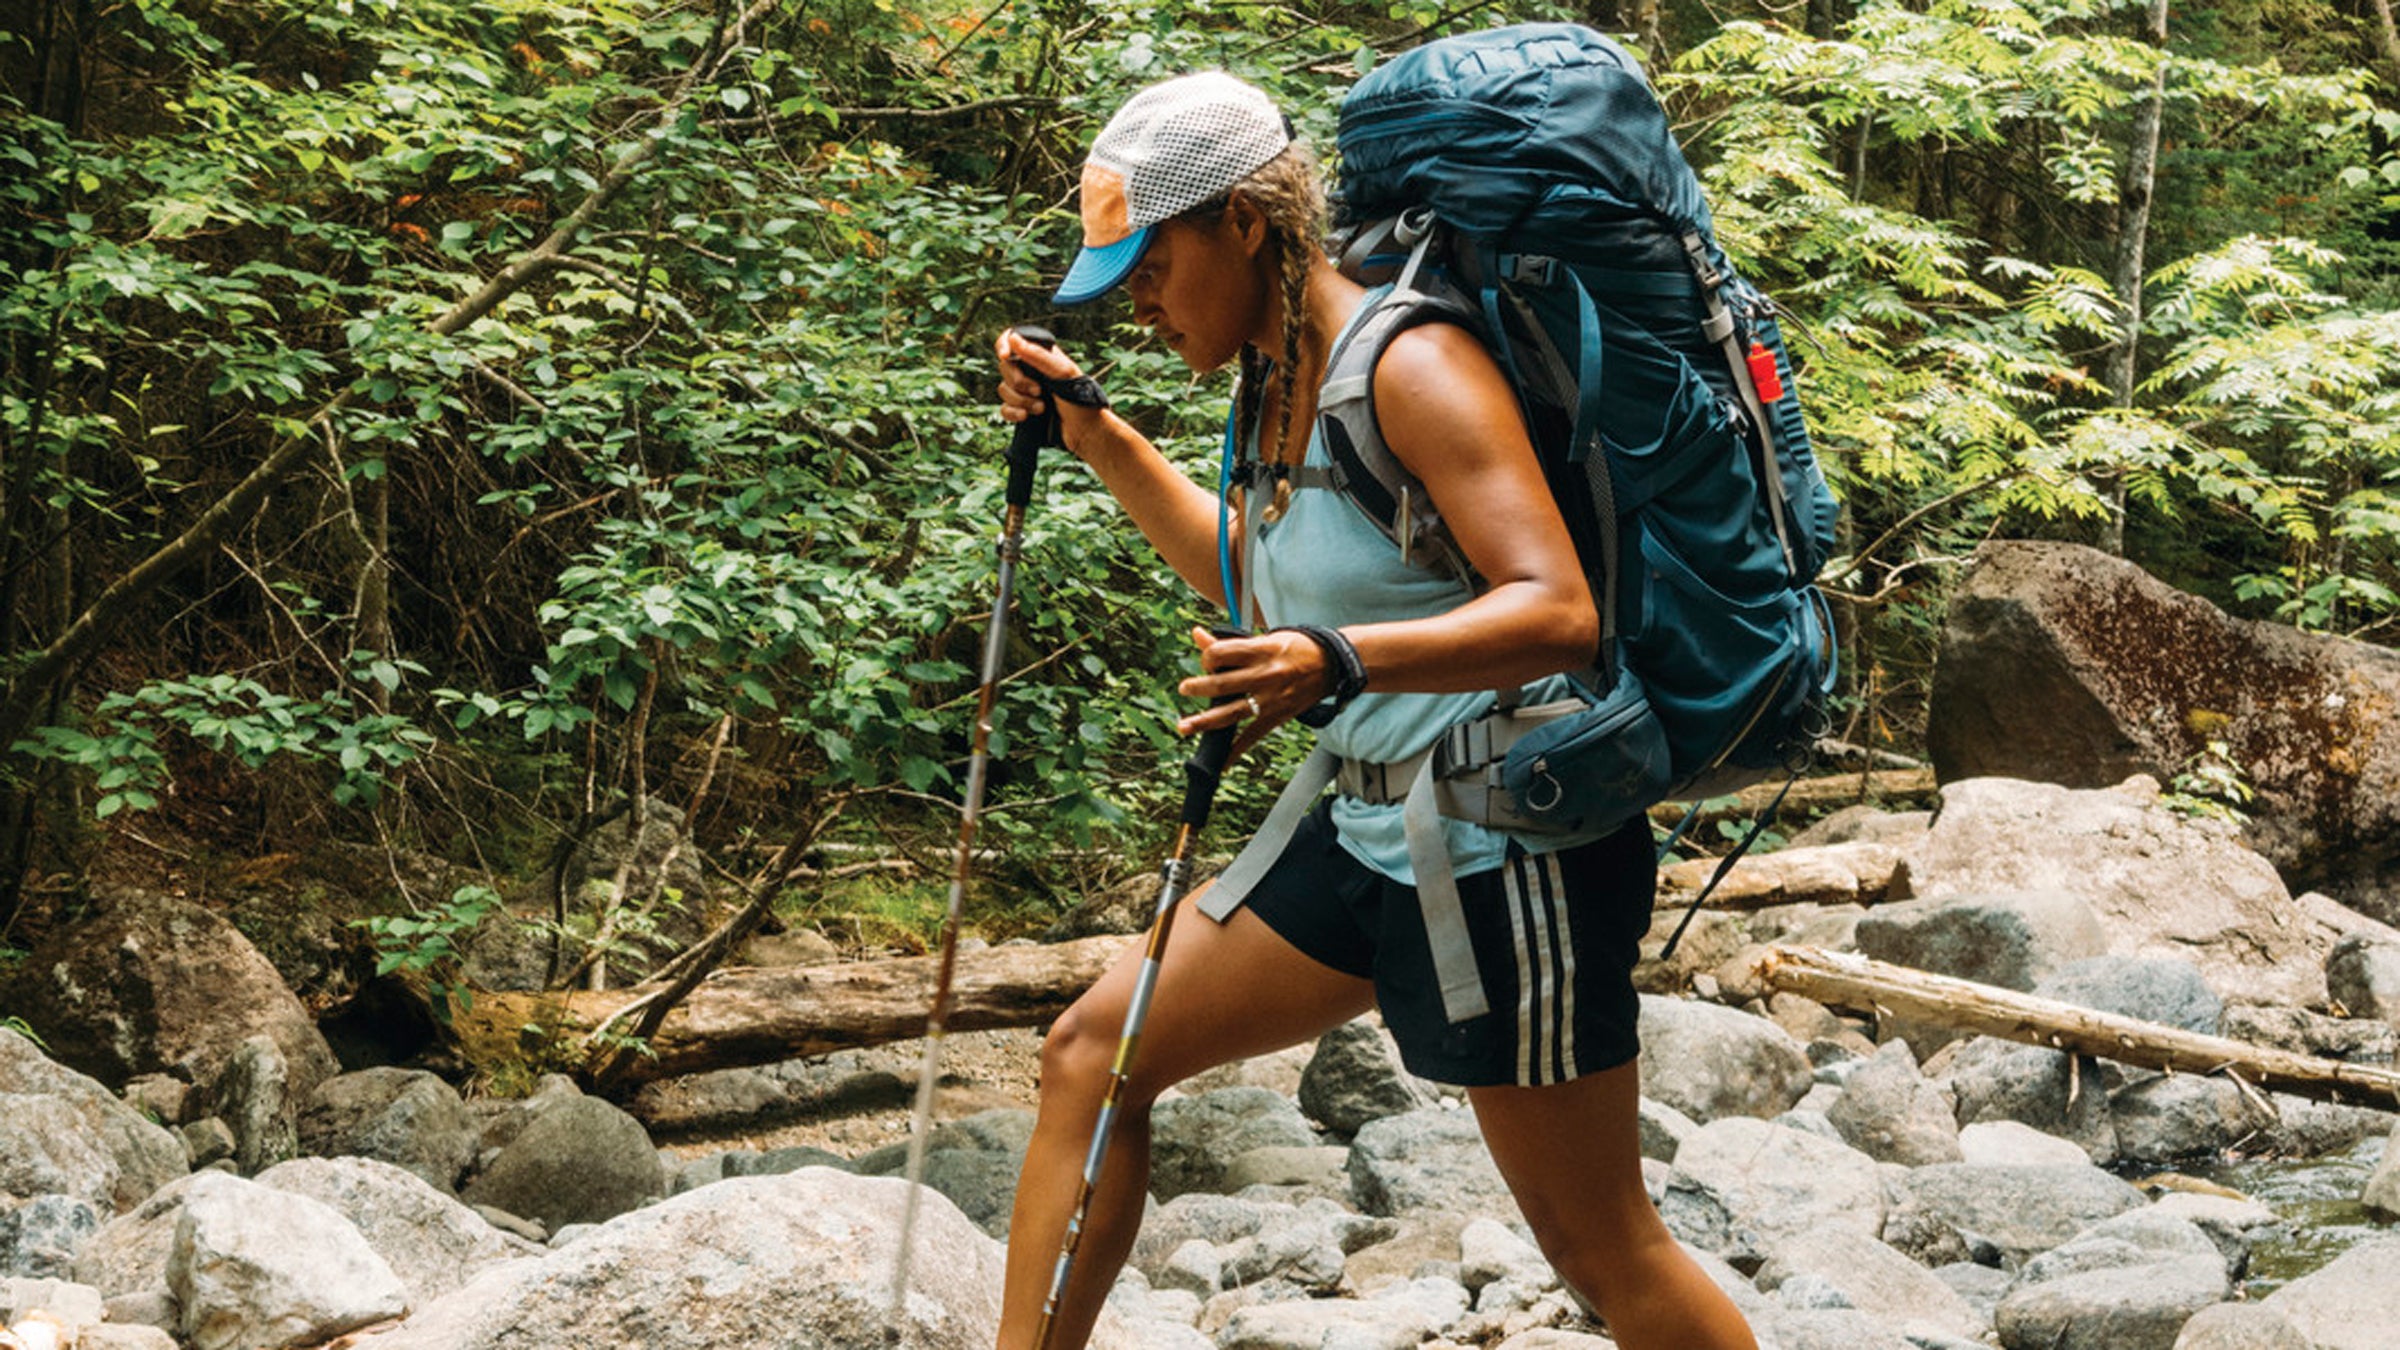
left=990, top=71, right=1760, bottom=1350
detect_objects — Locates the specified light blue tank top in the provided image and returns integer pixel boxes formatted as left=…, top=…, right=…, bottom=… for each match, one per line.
left=1243, top=320, right=1592, bottom=883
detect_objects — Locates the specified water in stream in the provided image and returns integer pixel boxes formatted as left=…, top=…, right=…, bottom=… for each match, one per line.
left=2199, top=1131, right=2389, bottom=1295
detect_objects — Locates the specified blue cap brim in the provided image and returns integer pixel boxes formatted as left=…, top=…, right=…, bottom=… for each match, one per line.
left=1052, top=227, right=1154, bottom=306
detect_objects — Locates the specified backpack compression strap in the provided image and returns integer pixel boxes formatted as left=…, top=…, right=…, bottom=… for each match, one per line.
left=1680, top=229, right=1797, bottom=577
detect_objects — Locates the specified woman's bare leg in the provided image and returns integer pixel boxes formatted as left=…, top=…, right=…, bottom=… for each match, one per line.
left=994, top=893, right=1374, bottom=1350
left=1470, top=1060, right=1759, bottom=1350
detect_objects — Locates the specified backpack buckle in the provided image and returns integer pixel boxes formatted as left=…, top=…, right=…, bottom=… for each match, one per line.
left=1501, top=254, right=1556, bottom=287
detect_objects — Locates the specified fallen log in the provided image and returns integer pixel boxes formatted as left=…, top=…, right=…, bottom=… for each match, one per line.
left=1752, top=945, right=2400, bottom=1110
left=1646, top=767, right=1936, bottom=831
left=451, top=934, right=1124, bottom=1093
left=1657, top=839, right=1902, bottom=912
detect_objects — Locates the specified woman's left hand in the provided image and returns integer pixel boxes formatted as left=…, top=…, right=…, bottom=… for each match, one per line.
left=1175, top=627, right=1329, bottom=755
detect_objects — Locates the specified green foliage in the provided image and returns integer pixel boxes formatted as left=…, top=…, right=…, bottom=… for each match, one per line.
left=5, top=0, right=2400, bottom=918
left=354, top=884, right=505, bottom=1023
left=2164, top=738, right=2257, bottom=823
left=0, top=1015, right=44, bottom=1050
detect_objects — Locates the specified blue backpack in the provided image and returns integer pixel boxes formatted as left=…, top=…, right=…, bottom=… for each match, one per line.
left=1202, top=26, right=1839, bottom=1017
left=1320, top=23, right=1838, bottom=816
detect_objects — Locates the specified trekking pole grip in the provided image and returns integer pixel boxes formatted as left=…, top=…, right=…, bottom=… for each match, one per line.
left=1006, top=325, right=1062, bottom=509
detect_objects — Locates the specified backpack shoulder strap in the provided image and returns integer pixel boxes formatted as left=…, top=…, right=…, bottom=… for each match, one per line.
left=1313, top=281, right=1481, bottom=583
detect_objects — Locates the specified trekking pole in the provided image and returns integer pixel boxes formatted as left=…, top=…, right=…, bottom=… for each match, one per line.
left=1032, top=684, right=1242, bottom=1350
left=889, top=327, right=1061, bottom=1315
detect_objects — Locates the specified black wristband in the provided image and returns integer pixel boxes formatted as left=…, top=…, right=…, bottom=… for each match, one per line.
left=1275, top=624, right=1368, bottom=728
left=1032, top=370, right=1109, bottom=410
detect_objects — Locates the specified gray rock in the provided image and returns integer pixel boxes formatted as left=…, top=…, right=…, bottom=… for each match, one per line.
left=1346, top=1108, right=1511, bottom=1219
left=1937, top=1036, right=2118, bottom=1164
left=119, top=1075, right=191, bottom=1128
left=1298, top=1019, right=1435, bottom=1135
left=459, top=1094, right=664, bottom=1232
left=0, top=893, right=339, bottom=1102
left=1993, top=1254, right=2226, bottom=1350
left=1213, top=1275, right=1469, bottom=1350
left=1754, top=1227, right=1985, bottom=1343
left=1157, top=1239, right=1223, bottom=1298
left=1130, top=1194, right=1275, bottom=1281
left=70, top=1172, right=203, bottom=1301
left=0, top=1195, right=100, bottom=1279
left=1889, top=773, right=2328, bottom=1008
left=2256, top=1233, right=2400, bottom=1349
left=2172, top=1301, right=2313, bottom=1348
left=79, top=1328, right=182, bottom=1350
left=176, top=1119, right=236, bottom=1170
left=2037, top=956, right=2223, bottom=1034
left=0, top=1030, right=187, bottom=1214
left=1826, top=1039, right=1963, bottom=1165
left=1637, top=1097, right=1698, bottom=1163
left=2109, top=1075, right=2261, bottom=1165
left=1885, top=1163, right=2147, bottom=1270
left=347, top=1171, right=1006, bottom=1349
left=1220, top=1145, right=1350, bottom=1201
left=1148, top=1089, right=1319, bottom=1202
left=1757, top=1306, right=1917, bottom=1350
left=2218, top=1004, right=2398, bottom=1064
left=169, top=1171, right=408, bottom=1350
left=1667, top=1117, right=1885, bottom=1252
left=2017, top=1210, right=2225, bottom=1286
left=2146, top=1191, right=2283, bottom=1273
left=1456, top=1219, right=1550, bottom=1295
left=726, top=1144, right=852, bottom=1178
left=298, top=1068, right=479, bottom=1193
left=0, top=1273, right=106, bottom=1326
left=254, top=1156, right=541, bottom=1307
left=1933, top=1260, right=2014, bottom=1324
left=1855, top=891, right=2110, bottom=995
left=1957, top=1119, right=2094, bottom=1167
left=1636, top=996, right=1814, bottom=1123
left=1217, top=1202, right=1367, bottom=1294
left=2364, top=1118, right=2400, bottom=1221
left=204, top=1035, right=296, bottom=1177
left=2328, top=936, right=2400, bottom=1026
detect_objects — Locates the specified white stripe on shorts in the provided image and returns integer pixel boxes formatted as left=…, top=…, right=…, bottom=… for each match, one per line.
left=1504, top=852, right=1576, bottom=1086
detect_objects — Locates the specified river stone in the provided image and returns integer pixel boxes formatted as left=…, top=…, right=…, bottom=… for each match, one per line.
left=1890, top=775, right=2328, bottom=1008
left=344, top=1170, right=1054, bottom=1350
left=1957, top=1120, right=2094, bottom=1167
left=1213, top=1275, right=1469, bottom=1350
left=298, top=1068, right=479, bottom=1193
left=1758, top=1306, right=1919, bottom=1350
left=1936, top=1037, right=2118, bottom=1164
left=1456, top=1218, right=1550, bottom=1294
left=2109, top=1075, right=2259, bottom=1165
left=1854, top=891, right=2110, bottom=993
left=1667, top=1117, right=1885, bottom=1251
left=1636, top=996, right=1813, bottom=1123
left=2172, top=1301, right=2313, bottom=1349
left=2017, top=1210, right=2226, bottom=1286
left=254, top=1157, right=540, bottom=1307
left=1150, top=1088, right=1320, bottom=1202
left=458, top=1094, right=663, bottom=1231
left=170, top=1171, right=408, bottom=1350
left=1885, top=1164, right=2147, bottom=1270
left=1993, top=1254, right=2227, bottom=1350
left=0, top=1195, right=100, bottom=1279
left=1346, top=1108, right=1511, bottom=1219
left=2037, top=956, right=2223, bottom=1034
left=2364, top=1118, right=2400, bottom=1221
left=1755, top=1227, right=1985, bottom=1343
left=1826, top=1039, right=1963, bottom=1166
left=205, top=1035, right=297, bottom=1177
left=1299, top=1018, right=1435, bottom=1135
left=2327, top=936, right=2400, bottom=1026
left=0, top=891, right=339, bottom=1100
left=1637, top=1097, right=1699, bottom=1163
left=0, top=1030, right=187, bottom=1215
left=2256, top=1233, right=2400, bottom=1349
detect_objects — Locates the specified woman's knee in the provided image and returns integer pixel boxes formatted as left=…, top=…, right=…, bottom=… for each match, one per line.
left=1039, top=991, right=1175, bottom=1107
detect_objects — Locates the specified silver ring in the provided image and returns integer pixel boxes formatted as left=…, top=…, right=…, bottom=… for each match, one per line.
left=1245, top=695, right=1263, bottom=720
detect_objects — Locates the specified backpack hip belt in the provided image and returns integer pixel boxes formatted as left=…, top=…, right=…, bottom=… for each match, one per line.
left=1196, top=697, right=1592, bottom=1027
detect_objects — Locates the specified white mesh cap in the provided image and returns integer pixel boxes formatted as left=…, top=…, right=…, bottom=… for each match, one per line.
left=1053, top=72, right=1292, bottom=305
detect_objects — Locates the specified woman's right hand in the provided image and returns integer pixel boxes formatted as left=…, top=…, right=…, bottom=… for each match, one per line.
left=995, top=328, right=1102, bottom=459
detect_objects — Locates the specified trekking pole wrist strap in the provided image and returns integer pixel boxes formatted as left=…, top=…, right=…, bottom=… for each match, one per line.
left=1275, top=624, right=1367, bottom=728
left=1031, top=370, right=1110, bottom=411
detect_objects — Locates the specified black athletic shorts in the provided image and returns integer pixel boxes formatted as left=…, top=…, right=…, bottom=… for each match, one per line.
left=1235, top=800, right=1657, bottom=1088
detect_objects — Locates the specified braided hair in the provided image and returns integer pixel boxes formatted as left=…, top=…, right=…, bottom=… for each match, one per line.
left=1185, top=142, right=1326, bottom=500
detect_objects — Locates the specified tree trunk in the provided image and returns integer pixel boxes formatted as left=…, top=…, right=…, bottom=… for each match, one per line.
left=456, top=934, right=1124, bottom=1093
left=2102, top=0, right=2171, bottom=556
left=1645, top=768, right=1935, bottom=834
left=1658, top=839, right=1904, bottom=911
left=2367, top=0, right=2400, bottom=91
left=1752, top=945, right=2400, bottom=1109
